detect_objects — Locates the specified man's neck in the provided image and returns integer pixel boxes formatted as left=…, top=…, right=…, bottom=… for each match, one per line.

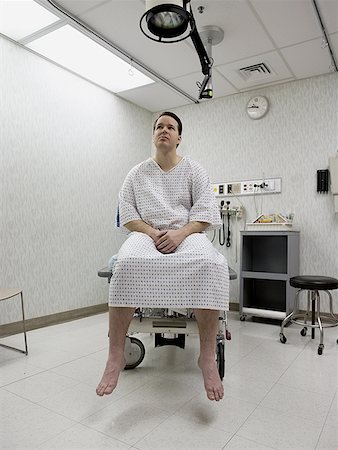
left=153, top=150, right=182, bottom=172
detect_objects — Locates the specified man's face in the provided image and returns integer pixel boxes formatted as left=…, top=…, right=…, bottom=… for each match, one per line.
left=153, top=115, right=181, bottom=150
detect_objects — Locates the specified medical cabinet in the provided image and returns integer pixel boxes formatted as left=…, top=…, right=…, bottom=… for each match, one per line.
left=239, top=230, right=300, bottom=320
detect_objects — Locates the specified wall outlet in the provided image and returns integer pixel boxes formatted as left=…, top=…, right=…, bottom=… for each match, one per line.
left=213, top=178, right=282, bottom=197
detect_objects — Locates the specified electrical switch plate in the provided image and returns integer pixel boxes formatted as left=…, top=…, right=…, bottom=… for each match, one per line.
left=213, top=178, right=282, bottom=197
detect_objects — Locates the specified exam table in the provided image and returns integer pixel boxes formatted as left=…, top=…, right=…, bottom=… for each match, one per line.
left=98, top=256, right=236, bottom=380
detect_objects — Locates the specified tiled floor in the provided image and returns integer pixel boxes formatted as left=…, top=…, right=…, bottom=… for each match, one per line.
left=1, top=311, right=337, bottom=449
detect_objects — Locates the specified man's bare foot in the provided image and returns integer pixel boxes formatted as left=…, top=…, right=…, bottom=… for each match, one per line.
left=198, top=356, right=224, bottom=401
left=96, top=355, right=126, bottom=396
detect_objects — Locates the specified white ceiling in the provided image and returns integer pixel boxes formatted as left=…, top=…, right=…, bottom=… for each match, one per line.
left=38, top=0, right=338, bottom=111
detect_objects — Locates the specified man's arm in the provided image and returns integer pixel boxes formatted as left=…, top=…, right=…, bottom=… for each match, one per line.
left=124, top=220, right=164, bottom=241
left=125, top=220, right=209, bottom=253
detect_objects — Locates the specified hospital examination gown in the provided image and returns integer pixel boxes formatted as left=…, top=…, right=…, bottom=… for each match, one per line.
left=108, top=157, right=229, bottom=311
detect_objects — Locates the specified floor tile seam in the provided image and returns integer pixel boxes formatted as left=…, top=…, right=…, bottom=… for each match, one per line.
left=78, top=421, right=135, bottom=447
left=32, top=419, right=81, bottom=449
left=233, top=405, right=322, bottom=450
left=276, top=379, right=337, bottom=402
left=96, top=376, right=166, bottom=403
left=131, top=408, right=230, bottom=449
left=34, top=394, right=106, bottom=424
left=3, top=383, right=83, bottom=416
left=147, top=372, right=202, bottom=393
left=44, top=364, right=105, bottom=388
left=0, top=386, right=42, bottom=418
left=0, top=366, right=51, bottom=390
left=220, top=432, right=237, bottom=450
left=80, top=404, right=172, bottom=448
left=79, top=395, right=172, bottom=427
left=24, top=378, right=88, bottom=405
left=314, top=385, right=338, bottom=449
left=228, top=352, right=320, bottom=441
left=121, top=412, right=173, bottom=448
left=46, top=353, right=104, bottom=375
left=2, top=399, right=78, bottom=431
left=243, top=355, right=332, bottom=426
left=172, top=402, right=257, bottom=437
left=221, top=434, right=279, bottom=450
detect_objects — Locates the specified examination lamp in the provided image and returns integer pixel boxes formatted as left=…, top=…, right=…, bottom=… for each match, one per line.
left=140, top=0, right=213, bottom=99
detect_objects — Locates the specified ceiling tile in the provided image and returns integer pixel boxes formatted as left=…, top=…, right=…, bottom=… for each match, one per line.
left=317, top=0, right=338, bottom=33
left=191, top=0, right=275, bottom=65
left=117, top=83, right=193, bottom=112
left=250, top=0, right=322, bottom=47
left=330, top=32, right=338, bottom=62
left=281, top=38, right=334, bottom=78
left=45, top=0, right=110, bottom=16
left=216, top=51, right=294, bottom=90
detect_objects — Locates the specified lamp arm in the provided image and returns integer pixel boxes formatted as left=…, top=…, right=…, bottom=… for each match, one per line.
left=190, top=22, right=213, bottom=75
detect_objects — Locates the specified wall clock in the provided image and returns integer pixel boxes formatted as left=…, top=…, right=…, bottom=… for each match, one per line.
left=246, top=96, right=269, bottom=120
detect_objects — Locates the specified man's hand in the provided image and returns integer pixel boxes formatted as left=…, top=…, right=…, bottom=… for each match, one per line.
left=154, top=229, right=186, bottom=254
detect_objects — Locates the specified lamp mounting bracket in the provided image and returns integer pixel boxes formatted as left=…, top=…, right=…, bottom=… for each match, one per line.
left=199, top=26, right=224, bottom=47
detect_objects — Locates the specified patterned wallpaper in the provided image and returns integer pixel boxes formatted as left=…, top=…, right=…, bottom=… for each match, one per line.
left=0, top=37, right=152, bottom=325
left=1, top=35, right=338, bottom=325
left=159, top=73, right=338, bottom=312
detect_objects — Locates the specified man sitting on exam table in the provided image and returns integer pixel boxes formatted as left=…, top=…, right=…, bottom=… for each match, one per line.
left=96, top=112, right=229, bottom=402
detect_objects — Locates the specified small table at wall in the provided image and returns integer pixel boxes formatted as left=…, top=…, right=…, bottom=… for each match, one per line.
left=0, top=289, right=28, bottom=355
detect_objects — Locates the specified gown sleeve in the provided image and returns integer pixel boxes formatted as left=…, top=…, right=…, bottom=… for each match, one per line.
left=188, top=162, right=221, bottom=231
left=118, top=165, right=142, bottom=229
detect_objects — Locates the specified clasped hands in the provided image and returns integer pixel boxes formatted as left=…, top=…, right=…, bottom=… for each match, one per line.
left=152, top=229, right=186, bottom=254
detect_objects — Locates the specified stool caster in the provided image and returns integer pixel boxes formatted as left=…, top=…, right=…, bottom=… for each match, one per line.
left=317, top=344, right=324, bottom=356
left=300, top=327, right=307, bottom=337
left=240, top=315, right=246, bottom=322
left=280, top=333, right=287, bottom=344
left=226, top=330, right=231, bottom=340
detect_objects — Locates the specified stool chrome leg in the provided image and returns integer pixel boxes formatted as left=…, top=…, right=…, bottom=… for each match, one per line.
left=280, top=290, right=301, bottom=344
left=311, top=290, right=316, bottom=339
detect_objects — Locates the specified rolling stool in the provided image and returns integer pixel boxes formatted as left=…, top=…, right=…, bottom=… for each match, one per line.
left=280, top=276, right=338, bottom=355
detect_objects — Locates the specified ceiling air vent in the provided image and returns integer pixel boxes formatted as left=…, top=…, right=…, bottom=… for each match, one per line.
left=238, top=62, right=274, bottom=81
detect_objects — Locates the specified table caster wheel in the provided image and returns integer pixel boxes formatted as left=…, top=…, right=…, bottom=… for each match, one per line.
left=317, top=345, right=324, bottom=355
left=240, top=315, right=246, bottom=322
left=300, top=327, right=307, bottom=337
left=226, top=330, right=231, bottom=340
left=124, top=337, right=145, bottom=369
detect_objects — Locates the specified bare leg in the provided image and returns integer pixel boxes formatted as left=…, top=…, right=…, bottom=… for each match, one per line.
left=96, top=307, right=135, bottom=396
left=194, top=308, right=224, bottom=401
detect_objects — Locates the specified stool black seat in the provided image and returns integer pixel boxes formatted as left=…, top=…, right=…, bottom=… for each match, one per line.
left=280, top=275, right=338, bottom=355
left=290, top=276, right=338, bottom=291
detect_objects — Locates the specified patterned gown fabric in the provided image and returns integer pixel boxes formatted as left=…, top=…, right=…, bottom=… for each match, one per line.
left=109, top=157, right=229, bottom=310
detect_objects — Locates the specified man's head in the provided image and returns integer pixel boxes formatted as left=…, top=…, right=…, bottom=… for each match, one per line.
left=153, top=111, right=182, bottom=149
left=153, top=111, right=182, bottom=136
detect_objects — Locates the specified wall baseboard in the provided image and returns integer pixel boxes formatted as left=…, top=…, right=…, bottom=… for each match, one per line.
left=0, top=303, right=109, bottom=338
left=6, top=302, right=334, bottom=338
left=0, top=302, right=240, bottom=337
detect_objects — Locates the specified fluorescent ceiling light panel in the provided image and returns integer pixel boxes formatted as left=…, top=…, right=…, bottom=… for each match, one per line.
left=0, top=0, right=59, bottom=41
left=26, top=25, right=154, bottom=92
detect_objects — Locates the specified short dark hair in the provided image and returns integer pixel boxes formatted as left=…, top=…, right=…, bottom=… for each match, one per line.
left=153, top=111, right=182, bottom=136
